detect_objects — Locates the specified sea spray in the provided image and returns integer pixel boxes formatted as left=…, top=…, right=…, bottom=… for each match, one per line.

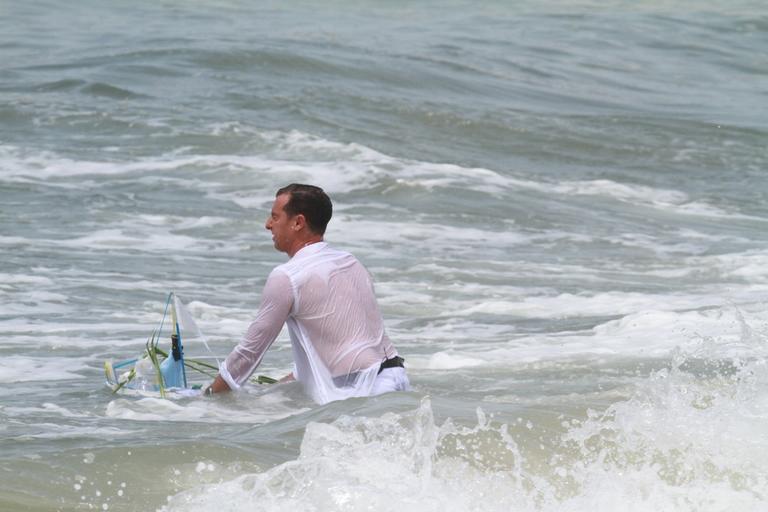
left=556, top=328, right=768, bottom=511
left=162, top=324, right=768, bottom=512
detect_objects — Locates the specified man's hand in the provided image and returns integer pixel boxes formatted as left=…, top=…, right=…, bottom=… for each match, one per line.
left=204, top=374, right=231, bottom=396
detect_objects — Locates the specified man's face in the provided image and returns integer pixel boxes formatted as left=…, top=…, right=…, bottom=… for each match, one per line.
left=265, top=193, right=296, bottom=253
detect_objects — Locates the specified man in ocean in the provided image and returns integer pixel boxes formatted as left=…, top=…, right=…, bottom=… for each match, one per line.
left=204, top=183, right=410, bottom=404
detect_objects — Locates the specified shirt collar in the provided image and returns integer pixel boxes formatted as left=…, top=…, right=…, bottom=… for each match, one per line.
left=292, top=240, right=327, bottom=260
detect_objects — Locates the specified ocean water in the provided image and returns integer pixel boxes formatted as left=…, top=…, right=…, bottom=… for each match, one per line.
left=2, top=0, right=768, bottom=510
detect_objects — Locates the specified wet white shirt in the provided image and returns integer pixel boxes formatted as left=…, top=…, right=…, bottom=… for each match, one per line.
left=220, top=242, right=404, bottom=404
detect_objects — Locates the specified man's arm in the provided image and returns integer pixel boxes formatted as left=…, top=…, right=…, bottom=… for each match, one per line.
left=205, top=270, right=293, bottom=395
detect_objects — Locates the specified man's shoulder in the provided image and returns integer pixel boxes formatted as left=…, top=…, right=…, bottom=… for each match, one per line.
left=321, top=243, right=355, bottom=259
left=266, top=265, right=293, bottom=287
left=294, top=242, right=355, bottom=263
left=278, top=243, right=360, bottom=275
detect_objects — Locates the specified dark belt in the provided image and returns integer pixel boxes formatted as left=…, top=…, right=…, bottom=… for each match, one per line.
left=333, top=357, right=406, bottom=387
left=378, top=356, right=405, bottom=374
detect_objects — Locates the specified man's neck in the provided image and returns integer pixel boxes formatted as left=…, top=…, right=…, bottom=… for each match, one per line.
left=286, top=237, right=323, bottom=257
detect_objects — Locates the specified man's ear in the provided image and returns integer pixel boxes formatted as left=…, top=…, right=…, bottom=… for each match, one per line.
left=293, top=213, right=306, bottom=231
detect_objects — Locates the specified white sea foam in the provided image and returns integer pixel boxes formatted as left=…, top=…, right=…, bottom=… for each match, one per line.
left=0, top=235, right=30, bottom=245
left=405, top=306, right=768, bottom=370
left=133, top=214, right=229, bottom=230
left=0, top=128, right=507, bottom=199
left=0, top=289, right=71, bottom=316
left=249, top=133, right=751, bottom=222
left=15, top=424, right=137, bottom=440
left=0, top=318, right=160, bottom=338
left=161, top=378, right=768, bottom=512
left=690, top=249, right=768, bottom=282
left=451, top=291, right=720, bottom=320
left=511, top=177, right=757, bottom=220
left=61, top=229, right=204, bottom=252
left=607, top=232, right=712, bottom=256
left=557, top=345, right=768, bottom=512
left=0, top=273, right=55, bottom=287
left=104, top=386, right=309, bottom=424
left=553, top=179, right=689, bottom=205
left=0, top=356, right=88, bottom=383
left=425, top=351, right=486, bottom=370
left=15, top=222, right=248, bottom=256
left=0, top=146, right=185, bottom=180
left=330, top=216, right=527, bottom=256
left=3, top=402, right=94, bottom=419
left=2, top=133, right=745, bottom=227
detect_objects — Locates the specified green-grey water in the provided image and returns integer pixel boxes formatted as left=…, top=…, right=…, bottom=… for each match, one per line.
left=2, top=1, right=768, bottom=510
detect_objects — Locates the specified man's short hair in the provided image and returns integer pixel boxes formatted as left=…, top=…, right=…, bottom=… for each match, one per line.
left=276, top=184, right=333, bottom=235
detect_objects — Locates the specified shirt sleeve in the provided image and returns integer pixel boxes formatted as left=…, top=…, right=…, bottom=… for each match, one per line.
left=219, top=269, right=293, bottom=390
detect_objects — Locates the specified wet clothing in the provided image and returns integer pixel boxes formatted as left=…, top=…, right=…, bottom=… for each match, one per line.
left=220, top=242, right=409, bottom=404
